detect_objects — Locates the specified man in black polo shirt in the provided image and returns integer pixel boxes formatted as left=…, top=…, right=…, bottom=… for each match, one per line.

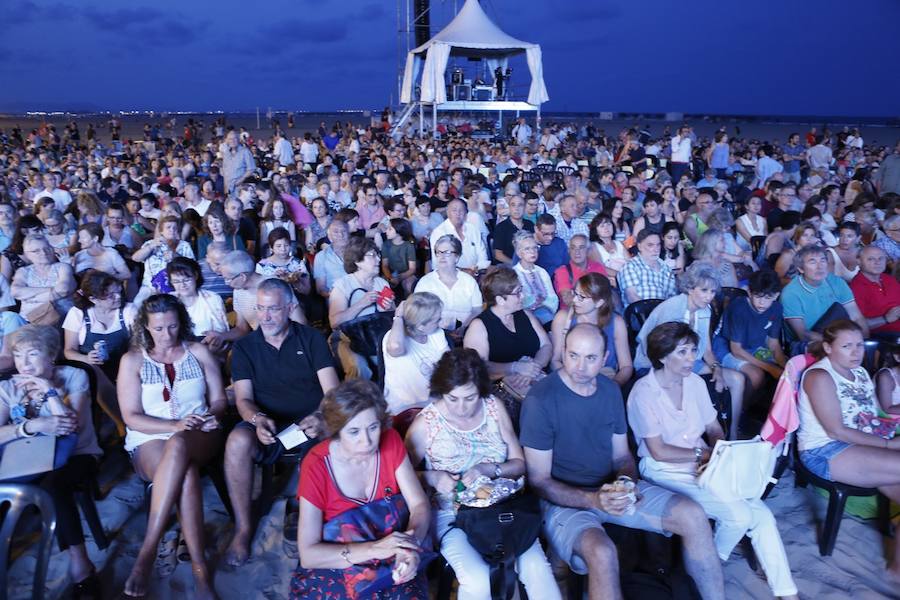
left=223, top=278, right=338, bottom=566
left=493, top=193, right=534, bottom=263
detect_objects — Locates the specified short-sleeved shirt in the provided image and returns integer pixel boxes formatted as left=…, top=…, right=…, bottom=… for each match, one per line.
left=312, top=246, right=347, bottom=294
left=231, top=322, right=335, bottom=423
left=414, top=270, right=482, bottom=329
left=298, top=428, right=406, bottom=521
left=781, top=274, right=854, bottom=331
left=492, top=218, right=534, bottom=260
left=849, top=272, right=900, bottom=334
left=383, top=241, right=416, bottom=275
left=520, top=371, right=626, bottom=488
left=627, top=371, right=717, bottom=462
left=617, top=256, right=677, bottom=307
left=720, top=296, right=782, bottom=352
left=535, top=237, right=570, bottom=277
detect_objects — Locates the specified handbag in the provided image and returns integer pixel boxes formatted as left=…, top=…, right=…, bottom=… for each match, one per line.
left=289, top=493, right=434, bottom=600
left=811, top=301, right=850, bottom=333
left=451, top=490, right=542, bottom=600
left=23, top=301, right=61, bottom=326
left=697, top=436, right=777, bottom=501
left=338, top=288, right=395, bottom=356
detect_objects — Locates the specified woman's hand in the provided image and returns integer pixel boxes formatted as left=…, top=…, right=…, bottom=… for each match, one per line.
left=28, top=414, right=78, bottom=436
left=511, top=357, right=542, bottom=380
left=11, top=374, right=54, bottom=398
left=356, top=290, right=380, bottom=308
left=392, top=547, right=421, bottom=585
left=369, top=530, right=421, bottom=560
left=199, top=414, right=222, bottom=432
left=85, top=349, right=105, bottom=365
left=430, top=470, right=460, bottom=494
left=461, top=463, right=494, bottom=488
left=174, top=414, right=207, bottom=432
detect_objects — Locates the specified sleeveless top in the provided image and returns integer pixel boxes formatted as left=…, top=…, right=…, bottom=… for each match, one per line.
left=827, top=247, right=860, bottom=282
left=79, top=307, right=130, bottom=381
left=641, top=215, right=666, bottom=237
left=797, top=356, right=881, bottom=452
left=124, top=344, right=208, bottom=452
left=421, top=398, right=507, bottom=511
left=593, top=240, right=629, bottom=272
left=478, top=308, right=539, bottom=365
left=738, top=213, right=765, bottom=238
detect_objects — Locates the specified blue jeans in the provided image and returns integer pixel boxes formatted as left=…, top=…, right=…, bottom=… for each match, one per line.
left=799, top=440, right=852, bottom=481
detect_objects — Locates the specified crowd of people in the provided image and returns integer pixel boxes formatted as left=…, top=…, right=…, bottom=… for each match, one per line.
left=1, top=114, right=899, bottom=599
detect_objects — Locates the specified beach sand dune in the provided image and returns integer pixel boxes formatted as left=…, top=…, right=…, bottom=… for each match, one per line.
left=5, top=468, right=899, bottom=599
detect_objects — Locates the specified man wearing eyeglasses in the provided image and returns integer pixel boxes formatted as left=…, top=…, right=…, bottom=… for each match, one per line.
left=207, top=250, right=306, bottom=346
left=223, top=278, right=338, bottom=567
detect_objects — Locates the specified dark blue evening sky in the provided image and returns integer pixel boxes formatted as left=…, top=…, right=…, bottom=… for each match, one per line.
left=1, top=0, right=897, bottom=117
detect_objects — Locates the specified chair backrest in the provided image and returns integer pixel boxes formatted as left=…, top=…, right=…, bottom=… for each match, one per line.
left=760, top=353, right=816, bottom=446
left=712, top=287, right=748, bottom=333
left=428, top=168, right=447, bottom=183
left=750, top=235, right=767, bottom=261
left=0, top=484, right=57, bottom=600
left=557, top=166, right=576, bottom=176
left=623, top=298, right=664, bottom=355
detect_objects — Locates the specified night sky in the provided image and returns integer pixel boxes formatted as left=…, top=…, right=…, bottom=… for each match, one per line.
left=1, top=0, right=898, bottom=117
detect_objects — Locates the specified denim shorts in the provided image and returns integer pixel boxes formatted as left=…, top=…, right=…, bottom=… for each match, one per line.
left=721, top=352, right=746, bottom=371
left=799, top=440, right=852, bottom=480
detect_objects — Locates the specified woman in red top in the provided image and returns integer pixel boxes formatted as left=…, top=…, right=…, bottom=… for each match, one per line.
left=294, top=379, right=431, bottom=599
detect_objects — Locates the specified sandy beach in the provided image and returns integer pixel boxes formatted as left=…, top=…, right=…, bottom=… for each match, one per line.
left=5, top=461, right=899, bottom=599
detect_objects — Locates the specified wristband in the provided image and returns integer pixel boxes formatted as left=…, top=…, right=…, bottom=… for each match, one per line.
left=250, top=411, right=266, bottom=426
left=19, top=420, right=36, bottom=438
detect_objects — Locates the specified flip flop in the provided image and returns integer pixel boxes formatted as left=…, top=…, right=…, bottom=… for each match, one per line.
left=155, top=531, right=178, bottom=578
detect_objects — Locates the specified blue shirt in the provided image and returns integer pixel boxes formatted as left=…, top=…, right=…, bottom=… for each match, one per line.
left=535, top=237, right=570, bottom=276
left=783, top=144, right=804, bottom=173
left=719, top=296, right=782, bottom=355
left=781, top=274, right=854, bottom=333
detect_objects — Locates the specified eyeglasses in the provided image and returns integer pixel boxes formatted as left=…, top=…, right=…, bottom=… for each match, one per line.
left=435, top=249, right=458, bottom=256
left=506, top=288, right=523, bottom=297
left=169, top=277, right=194, bottom=286
left=223, top=272, right=247, bottom=283
left=572, top=290, right=590, bottom=302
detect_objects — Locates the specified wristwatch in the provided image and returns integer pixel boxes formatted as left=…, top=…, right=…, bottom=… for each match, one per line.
left=340, top=545, right=353, bottom=564
left=250, top=411, right=266, bottom=426
left=693, top=447, right=704, bottom=463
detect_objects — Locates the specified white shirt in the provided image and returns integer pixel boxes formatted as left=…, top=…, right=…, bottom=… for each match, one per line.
left=512, top=123, right=532, bottom=145
left=670, top=136, right=692, bottom=163
left=807, top=144, right=833, bottom=170
left=300, top=140, right=319, bottom=164
left=382, top=329, right=449, bottom=415
left=39, top=187, right=73, bottom=212
left=540, top=134, right=561, bottom=151
left=415, top=270, right=482, bottom=329
left=429, top=219, right=490, bottom=271
left=274, top=137, right=295, bottom=166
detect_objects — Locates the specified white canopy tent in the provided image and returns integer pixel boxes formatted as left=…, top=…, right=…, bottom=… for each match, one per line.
left=397, top=0, right=548, bottom=136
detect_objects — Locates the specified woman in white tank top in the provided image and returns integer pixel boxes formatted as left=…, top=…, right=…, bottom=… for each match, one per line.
left=117, top=294, right=226, bottom=598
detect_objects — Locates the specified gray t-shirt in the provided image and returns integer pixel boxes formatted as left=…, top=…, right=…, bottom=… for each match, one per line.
left=520, top=370, right=626, bottom=488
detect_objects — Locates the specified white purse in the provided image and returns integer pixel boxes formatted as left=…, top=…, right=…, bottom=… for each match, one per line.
left=696, top=436, right=777, bottom=500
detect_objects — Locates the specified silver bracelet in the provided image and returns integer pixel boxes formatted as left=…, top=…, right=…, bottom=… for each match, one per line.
left=18, top=421, right=36, bottom=438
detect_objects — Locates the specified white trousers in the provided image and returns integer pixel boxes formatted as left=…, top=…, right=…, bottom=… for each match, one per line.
left=640, top=457, right=798, bottom=597
left=435, top=509, right=562, bottom=600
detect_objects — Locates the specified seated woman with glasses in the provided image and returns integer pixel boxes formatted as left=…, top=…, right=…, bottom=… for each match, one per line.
left=414, top=234, right=482, bottom=340
left=329, top=237, right=395, bottom=380
left=62, top=270, right=136, bottom=437
left=464, top=265, right=551, bottom=429
left=512, top=230, right=558, bottom=326
left=166, top=257, right=229, bottom=353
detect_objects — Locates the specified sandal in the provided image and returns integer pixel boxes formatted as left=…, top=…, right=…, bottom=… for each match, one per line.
left=155, top=531, right=178, bottom=578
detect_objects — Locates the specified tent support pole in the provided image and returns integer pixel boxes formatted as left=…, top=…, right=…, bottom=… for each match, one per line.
left=498, top=110, right=502, bottom=136
left=419, top=102, right=424, bottom=136
left=537, top=105, right=541, bottom=132
left=432, top=103, right=437, bottom=139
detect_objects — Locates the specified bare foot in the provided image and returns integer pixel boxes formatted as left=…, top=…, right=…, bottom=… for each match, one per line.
left=123, top=559, right=151, bottom=597
left=223, top=533, right=251, bottom=567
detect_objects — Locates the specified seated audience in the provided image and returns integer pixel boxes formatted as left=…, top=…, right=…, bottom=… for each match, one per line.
left=588, top=213, right=630, bottom=285
left=550, top=272, right=633, bottom=385
left=293, top=379, right=430, bottom=599
left=797, top=320, right=900, bottom=583
left=0, top=325, right=102, bottom=595
left=381, top=218, right=418, bottom=298
left=429, top=199, right=490, bottom=273
left=405, top=349, right=561, bottom=599
left=256, top=227, right=311, bottom=296
left=329, top=236, right=394, bottom=379
left=62, top=270, right=135, bottom=436
left=534, top=214, right=570, bottom=278
left=131, top=216, right=195, bottom=305
left=224, top=278, right=338, bottom=566
left=196, top=202, right=245, bottom=261
left=781, top=244, right=869, bottom=343
left=552, top=233, right=607, bottom=310
left=312, top=219, right=350, bottom=298
left=849, top=245, right=900, bottom=335
left=512, top=230, right=558, bottom=325
left=383, top=292, right=449, bottom=415
left=493, top=194, right=534, bottom=264
left=521, top=324, right=725, bottom=599
left=828, top=222, right=862, bottom=282
left=617, top=229, right=677, bottom=307
left=414, top=234, right=482, bottom=336
left=166, top=257, right=229, bottom=350
left=117, top=294, right=226, bottom=598
left=72, top=222, right=130, bottom=281
left=12, top=233, right=76, bottom=324
left=876, top=345, right=900, bottom=415
left=634, top=262, right=745, bottom=439
left=774, top=221, right=820, bottom=284
left=629, top=322, right=797, bottom=598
